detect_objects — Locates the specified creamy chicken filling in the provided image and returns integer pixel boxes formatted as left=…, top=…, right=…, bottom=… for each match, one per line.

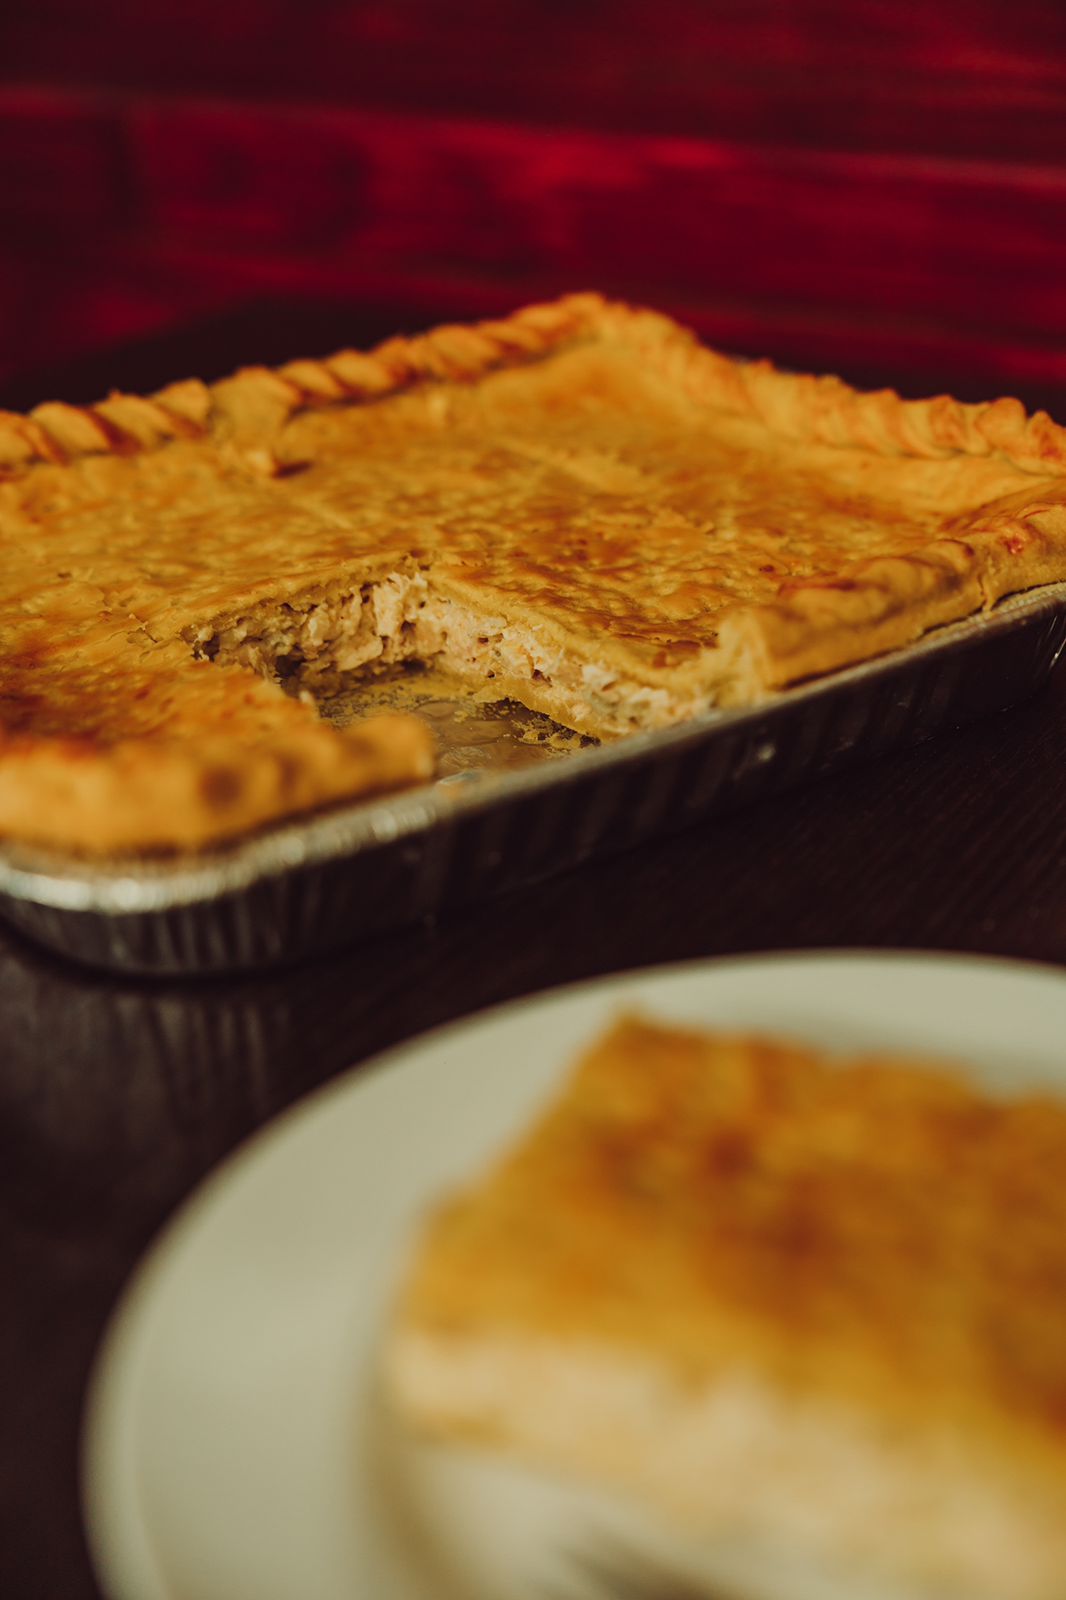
left=185, top=571, right=699, bottom=736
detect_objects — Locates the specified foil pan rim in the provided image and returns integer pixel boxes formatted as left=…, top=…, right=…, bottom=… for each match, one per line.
left=3, top=581, right=1064, bottom=914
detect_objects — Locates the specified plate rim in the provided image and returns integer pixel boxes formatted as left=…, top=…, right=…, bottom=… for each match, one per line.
left=80, top=945, right=1066, bottom=1600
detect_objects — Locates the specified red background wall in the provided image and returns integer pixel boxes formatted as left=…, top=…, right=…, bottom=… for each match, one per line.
left=2, top=1, right=1066, bottom=409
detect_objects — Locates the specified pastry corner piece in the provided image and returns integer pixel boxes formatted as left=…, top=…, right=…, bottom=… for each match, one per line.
left=0, top=713, right=434, bottom=854
left=386, top=1016, right=1066, bottom=1599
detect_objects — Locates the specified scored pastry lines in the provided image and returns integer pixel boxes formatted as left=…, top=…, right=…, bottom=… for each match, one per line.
left=4, top=293, right=1066, bottom=852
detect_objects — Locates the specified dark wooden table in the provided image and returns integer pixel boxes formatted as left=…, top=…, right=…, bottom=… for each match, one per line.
left=5, top=658, right=1066, bottom=1598
left=6, top=310, right=1066, bottom=1597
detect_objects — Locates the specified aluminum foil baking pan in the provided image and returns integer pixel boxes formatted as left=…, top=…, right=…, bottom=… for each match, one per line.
left=2, top=584, right=1065, bottom=976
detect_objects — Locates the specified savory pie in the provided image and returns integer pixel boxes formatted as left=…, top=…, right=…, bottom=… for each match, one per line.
left=3, top=292, right=1066, bottom=852
left=387, top=1016, right=1066, bottom=1599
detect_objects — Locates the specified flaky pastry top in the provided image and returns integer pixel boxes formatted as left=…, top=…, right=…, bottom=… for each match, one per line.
left=3, top=293, right=1066, bottom=850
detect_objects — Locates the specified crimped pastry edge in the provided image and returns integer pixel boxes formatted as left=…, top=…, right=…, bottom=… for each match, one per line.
left=0, top=294, right=613, bottom=475
left=5, top=293, right=1066, bottom=853
left=5, top=292, right=1066, bottom=480
left=610, top=306, right=1066, bottom=695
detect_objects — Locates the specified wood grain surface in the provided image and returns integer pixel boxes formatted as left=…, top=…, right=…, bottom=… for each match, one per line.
left=3, top=607, right=1066, bottom=1598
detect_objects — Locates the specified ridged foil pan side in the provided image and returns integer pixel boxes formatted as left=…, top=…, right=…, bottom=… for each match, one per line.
left=2, top=586, right=1064, bottom=975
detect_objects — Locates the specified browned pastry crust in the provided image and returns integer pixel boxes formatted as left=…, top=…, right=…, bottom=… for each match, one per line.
left=0, top=714, right=433, bottom=853
left=388, top=1017, right=1066, bottom=1598
left=3, top=293, right=1066, bottom=852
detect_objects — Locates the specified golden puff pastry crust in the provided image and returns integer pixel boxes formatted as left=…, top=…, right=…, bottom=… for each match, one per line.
left=2, top=293, right=1066, bottom=853
left=388, top=1017, right=1066, bottom=1599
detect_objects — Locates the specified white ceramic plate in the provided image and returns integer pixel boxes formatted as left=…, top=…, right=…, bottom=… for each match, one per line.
left=83, top=951, right=1066, bottom=1600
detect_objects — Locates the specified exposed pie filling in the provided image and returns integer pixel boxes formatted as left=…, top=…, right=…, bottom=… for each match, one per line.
left=2, top=294, right=1065, bottom=849
left=187, top=573, right=690, bottom=737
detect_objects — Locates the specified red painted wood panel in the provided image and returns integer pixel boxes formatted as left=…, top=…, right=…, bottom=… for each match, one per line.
left=2, top=3, right=1066, bottom=403
left=118, top=100, right=1066, bottom=343
left=5, top=0, right=1066, bottom=160
left=0, top=93, right=128, bottom=226
left=18, top=232, right=1066, bottom=403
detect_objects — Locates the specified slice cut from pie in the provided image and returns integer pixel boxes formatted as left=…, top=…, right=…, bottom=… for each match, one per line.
left=3, top=293, right=1066, bottom=852
left=387, top=1016, right=1066, bottom=1600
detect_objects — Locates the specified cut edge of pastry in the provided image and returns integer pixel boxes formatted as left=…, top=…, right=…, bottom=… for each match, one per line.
left=386, top=1327, right=1066, bottom=1600
left=713, top=537, right=987, bottom=699
left=187, top=569, right=713, bottom=742
left=714, top=514, right=1066, bottom=698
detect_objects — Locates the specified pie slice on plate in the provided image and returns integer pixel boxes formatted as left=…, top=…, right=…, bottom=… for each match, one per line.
left=3, top=293, right=1066, bottom=852
left=387, top=1016, right=1066, bottom=1600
